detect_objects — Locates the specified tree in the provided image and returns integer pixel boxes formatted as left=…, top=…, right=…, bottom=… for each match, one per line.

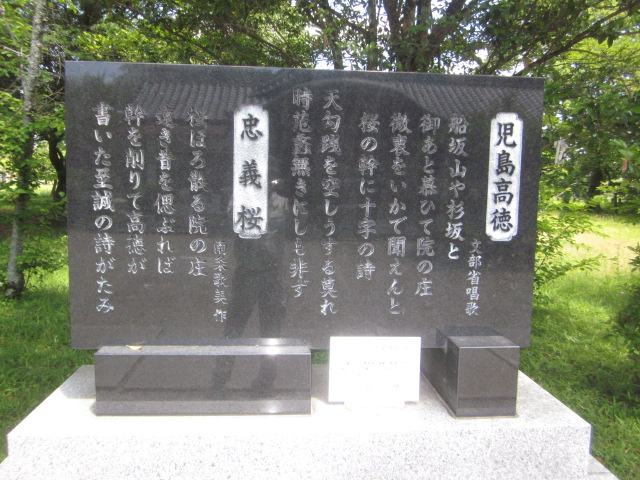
left=1, top=0, right=48, bottom=298
left=298, top=0, right=639, bottom=74
left=541, top=34, right=639, bottom=208
left=1, top=0, right=314, bottom=297
left=108, top=0, right=315, bottom=67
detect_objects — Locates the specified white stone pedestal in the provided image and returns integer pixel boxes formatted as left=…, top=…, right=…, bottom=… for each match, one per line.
left=0, top=366, right=618, bottom=480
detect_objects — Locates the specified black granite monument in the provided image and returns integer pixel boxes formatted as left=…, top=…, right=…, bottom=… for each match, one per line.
left=66, top=62, right=543, bottom=416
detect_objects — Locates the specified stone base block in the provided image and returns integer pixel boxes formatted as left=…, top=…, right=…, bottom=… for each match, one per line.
left=422, top=326, right=520, bottom=417
left=94, top=341, right=311, bottom=415
left=0, top=365, right=619, bottom=480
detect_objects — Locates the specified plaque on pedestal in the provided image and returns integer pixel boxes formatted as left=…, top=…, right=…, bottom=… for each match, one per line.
left=328, top=336, right=421, bottom=407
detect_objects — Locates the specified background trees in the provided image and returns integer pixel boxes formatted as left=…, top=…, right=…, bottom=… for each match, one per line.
left=1, top=0, right=48, bottom=297
left=299, top=0, right=638, bottom=74
left=542, top=35, right=639, bottom=208
left=1, top=0, right=639, bottom=297
left=1, top=0, right=314, bottom=297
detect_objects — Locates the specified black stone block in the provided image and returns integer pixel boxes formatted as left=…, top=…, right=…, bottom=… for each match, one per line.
left=422, top=327, right=519, bottom=417
left=94, top=340, right=311, bottom=415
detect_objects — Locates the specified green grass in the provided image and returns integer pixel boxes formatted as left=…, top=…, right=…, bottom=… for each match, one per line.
left=565, top=214, right=640, bottom=268
left=0, top=201, right=639, bottom=478
left=0, top=189, right=95, bottom=460
left=522, top=214, right=640, bottom=480
left=0, top=268, right=94, bottom=460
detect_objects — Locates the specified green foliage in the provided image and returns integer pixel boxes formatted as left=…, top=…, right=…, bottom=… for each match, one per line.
left=611, top=280, right=640, bottom=382
left=611, top=244, right=640, bottom=386
left=541, top=34, right=640, bottom=207
left=534, top=174, right=601, bottom=293
left=630, top=244, right=640, bottom=272
left=523, top=213, right=640, bottom=479
left=110, top=0, right=315, bottom=67
left=16, top=230, right=67, bottom=288
left=301, top=1, right=639, bottom=74
left=0, top=191, right=67, bottom=290
left=592, top=139, right=640, bottom=215
left=0, top=268, right=94, bottom=462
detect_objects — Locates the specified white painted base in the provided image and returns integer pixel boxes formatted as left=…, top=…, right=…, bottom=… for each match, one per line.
left=0, top=366, right=619, bottom=480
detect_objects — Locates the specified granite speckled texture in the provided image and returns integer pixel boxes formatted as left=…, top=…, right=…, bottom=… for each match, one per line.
left=0, top=365, right=618, bottom=480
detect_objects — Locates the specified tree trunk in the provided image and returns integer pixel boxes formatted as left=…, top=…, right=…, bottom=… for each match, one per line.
left=6, top=167, right=29, bottom=298
left=365, top=0, right=378, bottom=70
left=329, top=25, right=344, bottom=70
left=5, top=0, right=47, bottom=299
left=46, top=129, right=66, bottom=203
left=586, top=167, right=604, bottom=199
left=382, top=0, right=402, bottom=67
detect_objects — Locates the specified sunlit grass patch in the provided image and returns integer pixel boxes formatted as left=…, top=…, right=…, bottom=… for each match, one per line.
left=523, top=214, right=640, bottom=480
left=564, top=214, right=640, bottom=269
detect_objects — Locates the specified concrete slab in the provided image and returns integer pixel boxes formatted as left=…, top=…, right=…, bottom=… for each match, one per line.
left=0, top=366, right=618, bottom=480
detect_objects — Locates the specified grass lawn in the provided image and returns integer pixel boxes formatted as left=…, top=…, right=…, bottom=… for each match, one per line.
left=0, top=267, right=94, bottom=461
left=0, top=204, right=639, bottom=479
left=521, top=214, right=640, bottom=480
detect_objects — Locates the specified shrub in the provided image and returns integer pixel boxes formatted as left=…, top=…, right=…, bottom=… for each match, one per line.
left=610, top=245, right=640, bottom=386
left=535, top=180, right=601, bottom=294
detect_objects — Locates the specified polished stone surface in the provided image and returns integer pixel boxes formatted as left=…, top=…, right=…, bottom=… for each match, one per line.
left=422, top=326, right=519, bottom=417
left=66, top=62, right=544, bottom=349
left=1, top=365, right=616, bottom=480
left=94, top=341, right=311, bottom=415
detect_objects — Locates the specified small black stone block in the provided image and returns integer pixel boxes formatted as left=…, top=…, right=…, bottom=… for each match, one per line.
left=422, top=327, right=519, bottom=417
left=94, top=340, right=311, bottom=415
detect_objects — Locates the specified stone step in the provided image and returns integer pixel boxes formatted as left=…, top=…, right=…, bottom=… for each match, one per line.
left=0, top=365, right=619, bottom=480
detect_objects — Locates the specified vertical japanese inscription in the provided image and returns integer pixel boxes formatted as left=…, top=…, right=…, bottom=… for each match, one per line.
left=415, top=112, right=441, bottom=300
left=186, top=107, right=209, bottom=279
left=486, top=113, right=523, bottom=241
left=92, top=102, right=116, bottom=314
left=290, top=88, right=313, bottom=299
left=319, top=90, right=342, bottom=316
left=155, top=105, right=177, bottom=275
left=212, top=240, right=229, bottom=322
left=124, top=104, right=147, bottom=276
left=233, top=105, right=269, bottom=239
left=465, top=239, right=483, bottom=316
left=386, top=113, right=412, bottom=315
left=445, top=114, right=468, bottom=263
left=356, top=112, right=380, bottom=283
